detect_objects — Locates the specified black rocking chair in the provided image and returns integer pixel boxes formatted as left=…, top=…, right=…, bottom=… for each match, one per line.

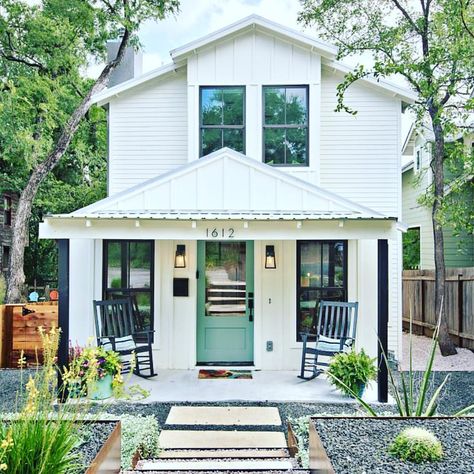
left=299, top=301, right=358, bottom=380
left=93, top=298, right=156, bottom=378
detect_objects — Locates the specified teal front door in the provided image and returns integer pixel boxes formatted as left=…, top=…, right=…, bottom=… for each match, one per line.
left=197, top=241, right=254, bottom=364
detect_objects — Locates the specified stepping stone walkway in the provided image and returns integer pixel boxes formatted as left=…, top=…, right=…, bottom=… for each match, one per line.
left=131, top=405, right=309, bottom=473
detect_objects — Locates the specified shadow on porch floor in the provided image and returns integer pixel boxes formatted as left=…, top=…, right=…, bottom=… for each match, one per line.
left=126, top=370, right=381, bottom=404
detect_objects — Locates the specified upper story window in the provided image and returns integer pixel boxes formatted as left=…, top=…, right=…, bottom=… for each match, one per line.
left=3, top=196, right=12, bottom=226
left=263, top=86, right=308, bottom=166
left=200, top=86, right=245, bottom=157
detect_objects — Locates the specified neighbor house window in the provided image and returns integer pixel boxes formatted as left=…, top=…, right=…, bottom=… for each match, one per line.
left=200, top=86, right=245, bottom=157
left=263, top=86, right=308, bottom=166
left=296, top=241, right=347, bottom=341
left=3, top=196, right=12, bottom=226
left=103, top=240, right=154, bottom=335
left=403, top=227, right=420, bottom=270
left=2, top=246, right=10, bottom=272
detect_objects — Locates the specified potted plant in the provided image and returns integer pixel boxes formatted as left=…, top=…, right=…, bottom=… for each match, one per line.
left=326, top=349, right=377, bottom=397
left=70, top=344, right=123, bottom=400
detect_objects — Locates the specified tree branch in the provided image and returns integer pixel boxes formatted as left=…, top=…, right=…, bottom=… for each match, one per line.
left=460, top=0, right=474, bottom=39
left=390, top=0, right=421, bottom=33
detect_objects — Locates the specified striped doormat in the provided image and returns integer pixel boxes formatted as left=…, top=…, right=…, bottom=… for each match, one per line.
left=198, top=369, right=252, bottom=380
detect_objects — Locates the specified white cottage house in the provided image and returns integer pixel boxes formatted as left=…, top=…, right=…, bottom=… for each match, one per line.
left=39, top=16, right=415, bottom=401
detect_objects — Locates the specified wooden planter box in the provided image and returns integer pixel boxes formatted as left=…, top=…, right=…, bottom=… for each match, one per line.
left=86, top=420, right=121, bottom=474
left=0, top=302, right=58, bottom=367
left=308, top=416, right=474, bottom=474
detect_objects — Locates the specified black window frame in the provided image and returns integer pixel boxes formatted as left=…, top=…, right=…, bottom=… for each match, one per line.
left=3, top=195, right=12, bottom=226
left=102, top=240, right=155, bottom=340
left=296, top=240, right=348, bottom=342
left=262, top=85, right=309, bottom=167
left=199, top=85, right=246, bottom=157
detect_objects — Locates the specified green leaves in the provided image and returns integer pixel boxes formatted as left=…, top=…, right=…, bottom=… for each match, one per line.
left=327, top=349, right=377, bottom=397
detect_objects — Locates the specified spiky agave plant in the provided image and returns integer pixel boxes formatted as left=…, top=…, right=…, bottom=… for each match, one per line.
left=327, top=302, right=474, bottom=417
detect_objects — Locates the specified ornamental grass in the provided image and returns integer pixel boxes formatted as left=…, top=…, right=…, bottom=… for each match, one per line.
left=0, top=327, right=91, bottom=474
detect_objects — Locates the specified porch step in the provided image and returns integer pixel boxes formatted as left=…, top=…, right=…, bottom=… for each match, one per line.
left=165, top=406, right=281, bottom=426
left=135, top=459, right=294, bottom=471
left=159, top=430, right=287, bottom=449
left=157, top=448, right=290, bottom=459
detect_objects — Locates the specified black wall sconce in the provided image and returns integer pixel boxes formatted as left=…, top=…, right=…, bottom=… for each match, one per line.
left=174, top=244, right=186, bottom=268
left=265, top=245, right=276, bottom=269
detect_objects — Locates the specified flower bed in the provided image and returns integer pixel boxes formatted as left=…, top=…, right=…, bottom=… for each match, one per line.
left=309, top=416, right=474, bottom=474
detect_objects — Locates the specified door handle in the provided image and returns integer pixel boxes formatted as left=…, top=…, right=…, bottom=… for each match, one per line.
left=248, top=292, right=254, bottom=322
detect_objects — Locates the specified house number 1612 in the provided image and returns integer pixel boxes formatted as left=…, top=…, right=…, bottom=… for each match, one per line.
left=206, top=228, right=235, bottom=238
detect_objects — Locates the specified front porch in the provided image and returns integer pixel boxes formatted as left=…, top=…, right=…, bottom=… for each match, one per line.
left=126, top=369, right=382, bottom=403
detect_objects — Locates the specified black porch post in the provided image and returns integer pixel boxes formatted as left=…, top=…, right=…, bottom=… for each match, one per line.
left=377, top=239, right=389, bottom=403
left=57, top=239, right=70, bottom=400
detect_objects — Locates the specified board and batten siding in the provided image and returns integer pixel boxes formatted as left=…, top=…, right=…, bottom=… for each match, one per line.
left=108, top=71, right=188, bottom=195
left=186, top=29, right=321, bottom=182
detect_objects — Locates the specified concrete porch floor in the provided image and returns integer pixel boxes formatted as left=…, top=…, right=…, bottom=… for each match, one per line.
left=126, top=369, right=382, bottom=404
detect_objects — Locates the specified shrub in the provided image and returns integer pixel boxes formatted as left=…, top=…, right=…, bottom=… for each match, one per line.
left=327, top=349, right=377, bottom=396
left=389, top=427, right=443, bottom=463
left=101, top=413, right=160, bottom=469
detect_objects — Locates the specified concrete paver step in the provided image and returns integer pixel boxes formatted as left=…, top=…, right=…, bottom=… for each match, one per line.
left=165, top=406, right=282, bottom=426
left=136, top=459, right=294, bottom=471
left=158, top=430, right=287, bottom=449
left=158, top=448, right=290, bottom=459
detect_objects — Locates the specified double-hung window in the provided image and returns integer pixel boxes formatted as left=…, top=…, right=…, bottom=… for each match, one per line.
left=263, top=86, right=308, bottom=166
left=200, top=86, right=245, bottom=157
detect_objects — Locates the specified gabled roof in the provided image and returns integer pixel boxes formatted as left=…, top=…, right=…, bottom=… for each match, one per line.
left=92, top=15, right=417, bottom=106
left=170, top=14, right=338, bottom=61
left=47, top=148, right=393, bottom=221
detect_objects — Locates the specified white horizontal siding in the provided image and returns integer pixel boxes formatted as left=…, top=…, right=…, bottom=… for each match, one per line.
left=319, top=68, right=400, bottom=217
left=108, top=72, right=187, bottom=195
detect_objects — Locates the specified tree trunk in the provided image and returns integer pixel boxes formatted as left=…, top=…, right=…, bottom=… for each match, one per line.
left=429, top=109, right=457, bottom=356
left=5, top=30, right=130, bottom=304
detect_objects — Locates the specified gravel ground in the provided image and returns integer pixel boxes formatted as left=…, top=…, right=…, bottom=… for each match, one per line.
left=74, top=422, right=117, bottom=472
left=1, top=369, right=472, bottom=417
left=401, top=332, right=474, bottom=371
left=314, top=417, right=474, bottom=474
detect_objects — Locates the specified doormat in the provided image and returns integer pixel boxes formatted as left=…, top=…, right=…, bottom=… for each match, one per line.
left=198, top=369, right=252, bottom=380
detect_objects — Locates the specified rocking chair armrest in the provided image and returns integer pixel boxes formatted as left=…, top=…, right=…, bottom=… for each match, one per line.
left=97, top=334, right=117, bottom=350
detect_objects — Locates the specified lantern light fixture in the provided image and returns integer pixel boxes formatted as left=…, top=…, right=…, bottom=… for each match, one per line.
left=265, top=245, right=276, bottom=269
left=174, top=244, right=186, bottom=268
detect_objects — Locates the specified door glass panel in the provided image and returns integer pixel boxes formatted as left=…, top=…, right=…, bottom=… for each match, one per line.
left=205, top=242, right=246, bottom=316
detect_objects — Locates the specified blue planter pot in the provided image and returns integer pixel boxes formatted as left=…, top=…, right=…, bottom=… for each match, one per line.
left=88, top=374, right=113, bottom=400
left=355, top=382, right=366, bottom=398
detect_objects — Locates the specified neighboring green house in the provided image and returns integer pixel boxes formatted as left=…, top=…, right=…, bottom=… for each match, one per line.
left=401, top=125, right=474, bottom=270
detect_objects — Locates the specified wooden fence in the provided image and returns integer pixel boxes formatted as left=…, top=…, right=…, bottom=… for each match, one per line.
left=402, top=268, right=474, bottom=350
left=0, top=302, right=58, bottom=368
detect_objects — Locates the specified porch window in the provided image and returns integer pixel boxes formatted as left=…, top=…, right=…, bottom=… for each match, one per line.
left=200, top=86, right=245, bottom=157
left=296, top=240, right=347, bottom=341
left=263, top=86, right=308, bottom=166
left=103, top=240, right=154, bottom=335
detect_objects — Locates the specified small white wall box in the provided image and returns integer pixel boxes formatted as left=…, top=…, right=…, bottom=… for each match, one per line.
left=173, top=278, right=189, bottom=297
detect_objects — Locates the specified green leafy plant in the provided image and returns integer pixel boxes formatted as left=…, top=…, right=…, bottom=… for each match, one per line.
left=389, top=427, right=443, bottom=463
left=327, top=349, right=377, bottom=397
